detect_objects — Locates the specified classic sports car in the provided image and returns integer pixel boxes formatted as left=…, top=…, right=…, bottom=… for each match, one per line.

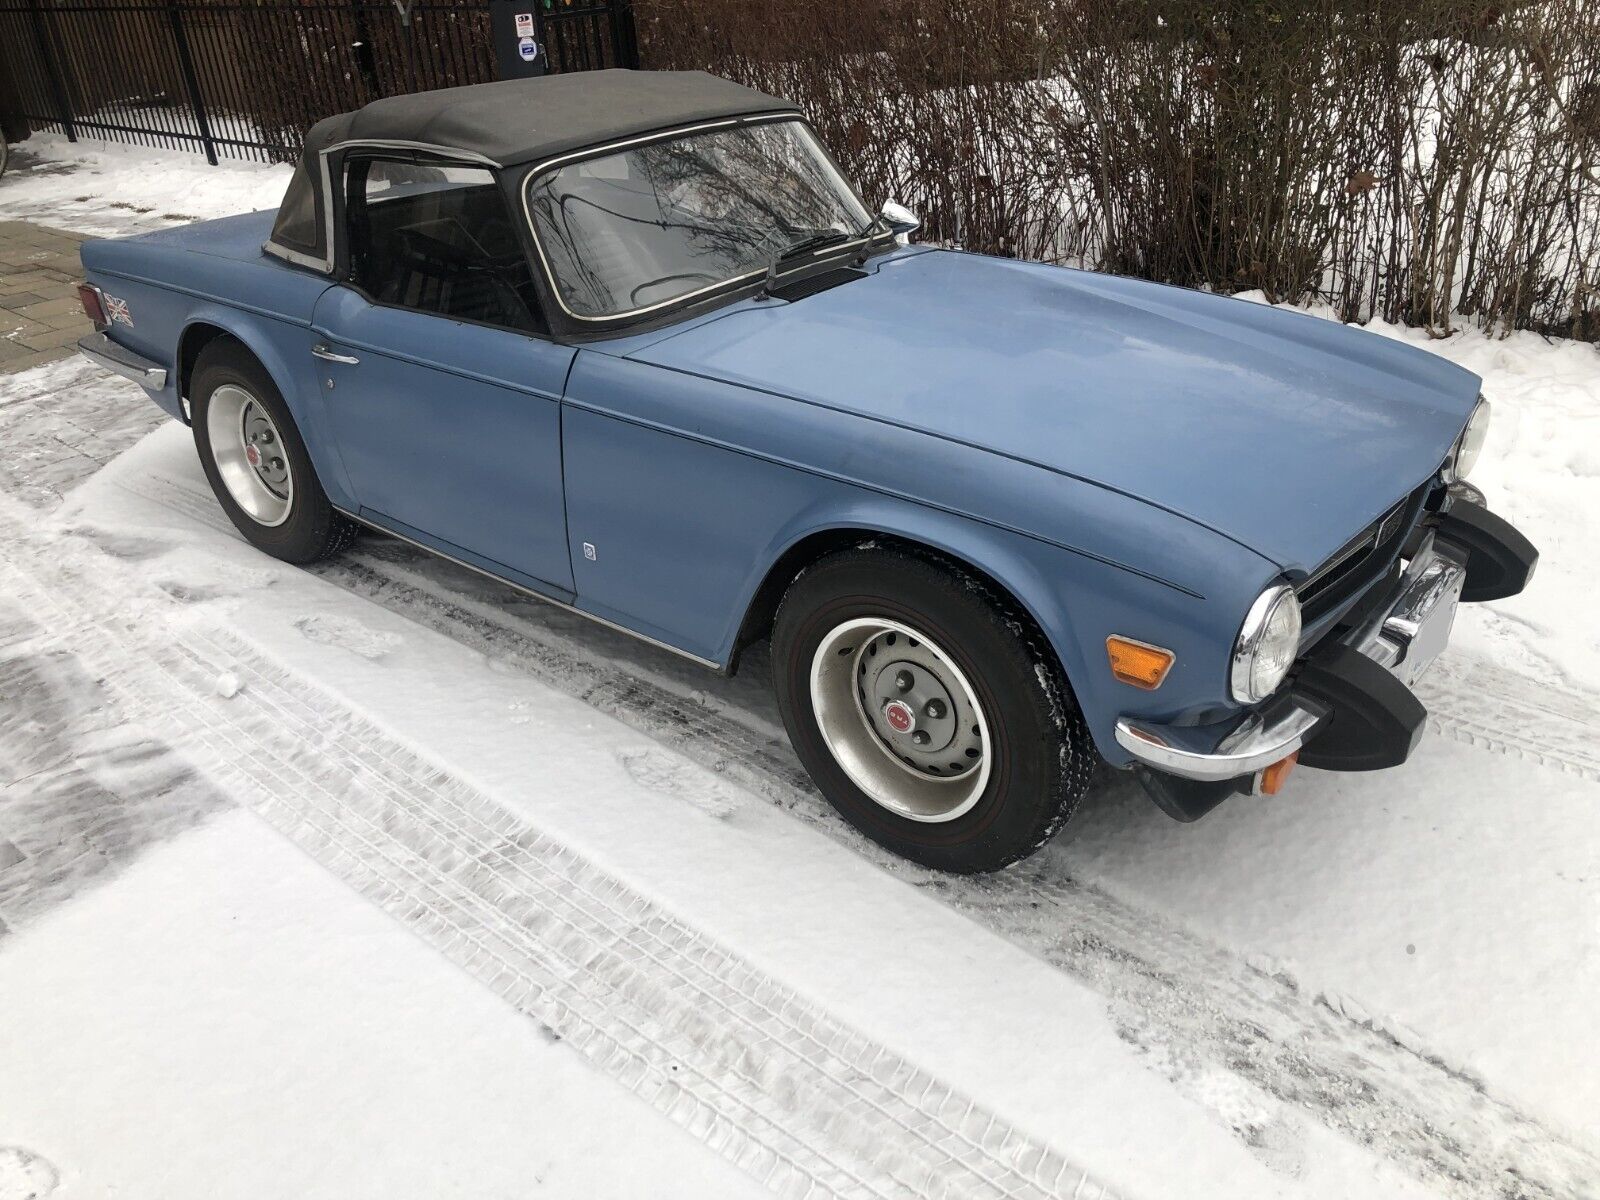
left=75, top=70, right=1537, bottom=872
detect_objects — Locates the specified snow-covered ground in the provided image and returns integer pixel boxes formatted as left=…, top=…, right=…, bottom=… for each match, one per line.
left=1, top=135, right=1598, bottom=1200
left=0, top=135, right=289, bottom=234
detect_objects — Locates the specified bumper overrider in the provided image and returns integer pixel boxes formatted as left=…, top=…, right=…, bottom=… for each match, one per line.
left=1115, top=494, right=1538, bottom=821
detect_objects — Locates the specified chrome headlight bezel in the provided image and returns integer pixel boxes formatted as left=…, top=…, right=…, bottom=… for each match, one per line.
left=1230, top=583, right=1302, bottom=704
left=1442, top=395, right=1491, bottom=483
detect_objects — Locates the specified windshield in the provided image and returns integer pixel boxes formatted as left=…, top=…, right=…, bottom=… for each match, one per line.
left=524, top=119, right=873, bottom=320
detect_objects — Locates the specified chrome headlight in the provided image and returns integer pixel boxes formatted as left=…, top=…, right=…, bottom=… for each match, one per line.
left=1444, top=395, right=1491, bottom=483
left=1231, top=584, right=1302, bottom=703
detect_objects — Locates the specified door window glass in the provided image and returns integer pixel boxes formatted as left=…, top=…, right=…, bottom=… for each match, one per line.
left=345, top=158, right=544, bottom=334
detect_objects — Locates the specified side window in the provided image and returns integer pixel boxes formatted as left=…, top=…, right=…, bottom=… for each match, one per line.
left=344, top=157, right=545, bottom=334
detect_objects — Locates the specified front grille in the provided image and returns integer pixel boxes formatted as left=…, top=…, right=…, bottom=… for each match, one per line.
left=1297, top=482, right=1430, bottom=619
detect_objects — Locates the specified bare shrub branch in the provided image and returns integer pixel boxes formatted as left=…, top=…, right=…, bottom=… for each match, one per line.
left=638, top=0, right=1600, bottom=339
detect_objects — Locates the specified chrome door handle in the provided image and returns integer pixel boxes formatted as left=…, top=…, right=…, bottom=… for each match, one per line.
left=312, top=343, right=359, bottom=364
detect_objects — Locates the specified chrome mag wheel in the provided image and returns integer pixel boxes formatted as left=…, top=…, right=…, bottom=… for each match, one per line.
left=206, top=383, right=293, bottom=527
left=808, top=616, right=992, bottom=823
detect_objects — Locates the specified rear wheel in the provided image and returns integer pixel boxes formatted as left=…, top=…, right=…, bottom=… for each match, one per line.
left=191, top=338, right=356, bottom=564
left=772, top=547, right=1095, bottom=872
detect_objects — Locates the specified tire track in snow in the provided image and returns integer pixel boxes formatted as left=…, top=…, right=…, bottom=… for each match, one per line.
left=1418, top=658, right=1600, bottom=783
left=0, top=504, right=1119, bottom=1200
left=307, top=553, right=1599, bottom=1198
left=117, top=471, right=1600, bottom=1197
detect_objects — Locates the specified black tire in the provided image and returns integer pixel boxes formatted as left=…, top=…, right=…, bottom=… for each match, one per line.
left=191, top=337, right=357, bottom=564
left=772, top=546, right=1095, bottom=873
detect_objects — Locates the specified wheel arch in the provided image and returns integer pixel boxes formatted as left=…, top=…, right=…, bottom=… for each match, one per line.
left=176, top=309, right=355, bottom=510
left=728, top=516, right=1093, bottom=718
left=177, top=312, right=303, bottom=411
left=175, top=319, right=233, bottom=414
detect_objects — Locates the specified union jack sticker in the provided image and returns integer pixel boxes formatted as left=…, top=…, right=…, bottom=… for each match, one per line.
left=103, top=293, right=133, bottom=328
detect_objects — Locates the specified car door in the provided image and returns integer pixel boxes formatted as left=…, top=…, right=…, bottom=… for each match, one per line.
left=310, top=153, right=577, bottom=596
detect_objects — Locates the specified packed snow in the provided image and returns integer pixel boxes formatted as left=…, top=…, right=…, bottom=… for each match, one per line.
left=0, top=134, right=290, bottom=233
left=1, top=134, right=1597, bottom=1200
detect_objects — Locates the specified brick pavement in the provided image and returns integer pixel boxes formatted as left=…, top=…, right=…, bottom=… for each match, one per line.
left=0, top=221, right=92, bottom=375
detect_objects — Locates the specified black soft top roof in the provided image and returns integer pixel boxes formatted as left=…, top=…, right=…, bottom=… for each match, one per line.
left=306, top=70, right=794, bottom=168
left=266, top=70, right=797, bottom=268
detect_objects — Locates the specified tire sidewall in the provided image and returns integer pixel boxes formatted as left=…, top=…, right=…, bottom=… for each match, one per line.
left=191, top=343, right=334, bottom=562
left=773, top=552, right=1077, bottom=872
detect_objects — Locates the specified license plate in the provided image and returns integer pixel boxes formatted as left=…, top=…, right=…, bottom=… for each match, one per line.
left=1394, top=570, right=1464, bottom=685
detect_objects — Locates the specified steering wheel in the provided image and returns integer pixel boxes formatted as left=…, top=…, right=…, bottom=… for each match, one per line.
left=630, top=272, right=720, bottom=306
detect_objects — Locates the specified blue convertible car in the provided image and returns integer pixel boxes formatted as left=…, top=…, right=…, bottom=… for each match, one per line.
left=75, top=70, right=1536, bottom=871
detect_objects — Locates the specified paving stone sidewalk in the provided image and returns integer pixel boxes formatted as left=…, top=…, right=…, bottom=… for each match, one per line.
left=0, top=219, right=166, bottom=508
left=0, top=220, right=92, bottom=375
left=0, top=216, right=204, bottom=942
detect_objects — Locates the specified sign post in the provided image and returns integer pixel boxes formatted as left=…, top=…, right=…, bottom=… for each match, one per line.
left=490, top=0, right=547, bottom=79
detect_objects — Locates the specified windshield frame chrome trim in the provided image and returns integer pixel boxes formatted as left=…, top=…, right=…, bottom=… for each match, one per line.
left=517, top=113, right=886, bottom=325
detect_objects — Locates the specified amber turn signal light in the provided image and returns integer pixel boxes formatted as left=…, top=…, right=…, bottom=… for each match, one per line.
left=1259, top=751, right=1299, bottom=796
left=1105, top=636, right=1175, bottom=690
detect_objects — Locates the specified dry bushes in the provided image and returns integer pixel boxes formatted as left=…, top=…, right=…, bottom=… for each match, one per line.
left=638, top=0, right=1600, bottom=339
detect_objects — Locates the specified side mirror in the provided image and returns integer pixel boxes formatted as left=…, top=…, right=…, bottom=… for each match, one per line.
left=880, top=200, right=921, bottom=244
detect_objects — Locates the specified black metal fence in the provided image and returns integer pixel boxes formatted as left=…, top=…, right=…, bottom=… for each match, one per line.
left=0, top=0, right=638, bottom=164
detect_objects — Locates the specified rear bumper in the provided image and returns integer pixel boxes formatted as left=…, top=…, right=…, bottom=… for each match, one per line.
left=1115, top=496, right=1535, bottom=791
left=77, top=331, right=167, bottom=391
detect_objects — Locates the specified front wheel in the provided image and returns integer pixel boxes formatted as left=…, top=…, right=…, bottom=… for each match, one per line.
left=772, top=547, right=1095, bottom=872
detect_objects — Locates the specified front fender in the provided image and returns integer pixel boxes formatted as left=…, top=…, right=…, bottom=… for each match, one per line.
left=566, top=350, right=1277, bottom=766
left=730, top=494, right=1275, bottom=768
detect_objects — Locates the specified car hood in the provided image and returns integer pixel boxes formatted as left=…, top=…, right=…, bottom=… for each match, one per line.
left=627, top=249, right=1481, bottom=573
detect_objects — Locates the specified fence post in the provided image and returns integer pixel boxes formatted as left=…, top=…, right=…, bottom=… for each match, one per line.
left=166, top=0, right=219, bottom=164
left=610, top=0, right=639, bottom=70
left=27, top=0, right=76, bottom=142
left=0, top=36, right=32, bottom=143
left=349, top=0, right=381, bottom=98
left=391, top=0, right=418, bottom=94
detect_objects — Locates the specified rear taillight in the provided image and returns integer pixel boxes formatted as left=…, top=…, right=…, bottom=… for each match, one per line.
left=77, top=282, right=108, bottom=327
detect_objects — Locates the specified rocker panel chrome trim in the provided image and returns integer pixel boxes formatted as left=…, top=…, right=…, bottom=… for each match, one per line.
left=333, top=508, right=723, bottom=671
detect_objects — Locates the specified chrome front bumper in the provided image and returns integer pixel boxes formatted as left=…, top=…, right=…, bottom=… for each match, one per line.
left=1115, top=534, right=1466, bottom=783
left=77, top=331, right=167, bottom=390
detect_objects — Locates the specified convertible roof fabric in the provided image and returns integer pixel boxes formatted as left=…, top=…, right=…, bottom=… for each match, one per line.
left=266, top=70, right=796, bottom=267
left=312, top=70, right=794, bottom=167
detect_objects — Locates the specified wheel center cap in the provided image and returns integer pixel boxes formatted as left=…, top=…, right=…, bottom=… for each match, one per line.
left=245, top=443, right=261, bottom=467
left=882, top=699, right=915, bottom=735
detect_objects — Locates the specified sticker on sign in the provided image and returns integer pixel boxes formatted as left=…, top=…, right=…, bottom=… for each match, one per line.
left=515, top=11, right=534, bottom=36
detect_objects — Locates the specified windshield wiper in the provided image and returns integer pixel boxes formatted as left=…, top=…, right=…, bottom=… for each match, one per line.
left=757, top=228, right=869, bottom=298
left=776, top=229, right=855, bottom=261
